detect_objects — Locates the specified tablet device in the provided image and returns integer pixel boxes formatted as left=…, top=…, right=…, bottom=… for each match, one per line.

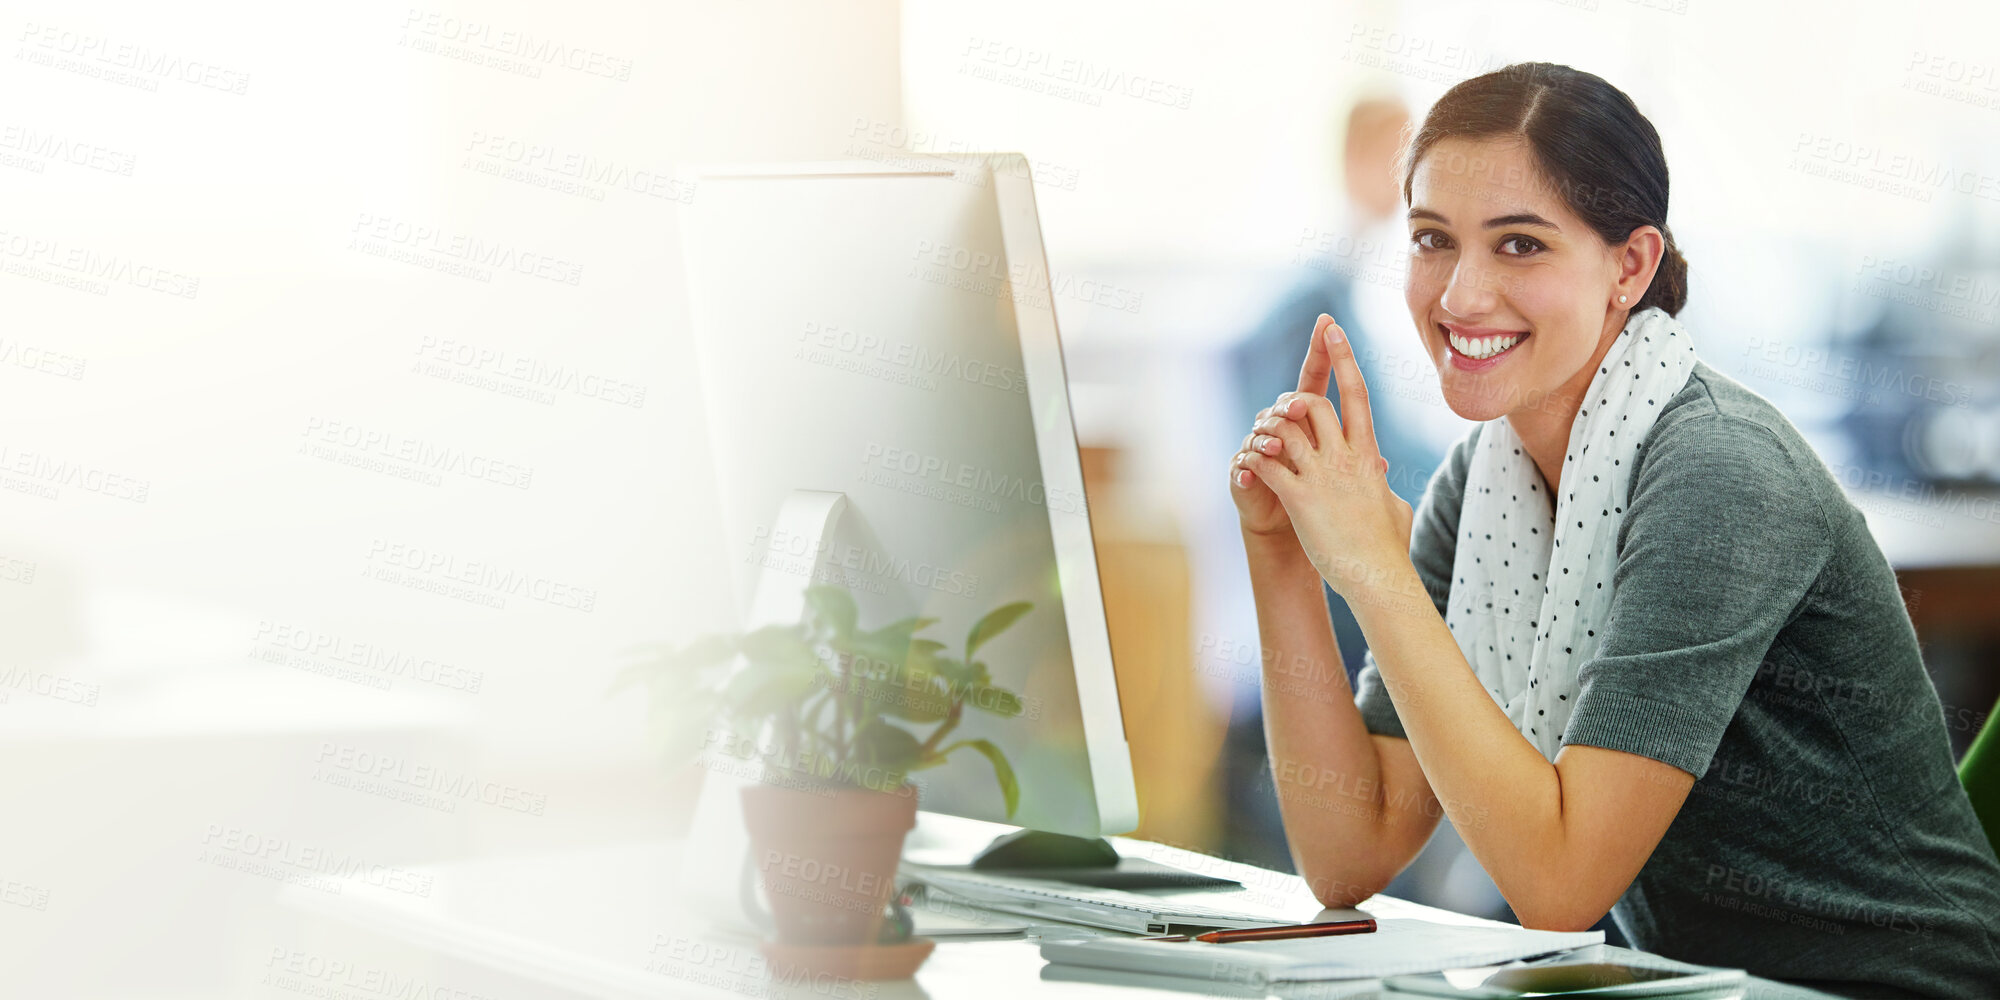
left=1382, top=960, right=1745, bottom=998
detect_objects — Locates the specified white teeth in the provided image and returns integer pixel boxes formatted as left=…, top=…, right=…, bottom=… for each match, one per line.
left=1449, top=331, right=1525, bottom=359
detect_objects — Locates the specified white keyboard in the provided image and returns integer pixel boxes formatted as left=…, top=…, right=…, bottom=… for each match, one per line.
left=902, top=864, right=1281, bottom=935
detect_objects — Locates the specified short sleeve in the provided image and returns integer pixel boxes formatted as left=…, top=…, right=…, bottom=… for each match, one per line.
left=1560, top=414, right=1835, bottom=776
left=1354, top=426, right=1477, bottom=739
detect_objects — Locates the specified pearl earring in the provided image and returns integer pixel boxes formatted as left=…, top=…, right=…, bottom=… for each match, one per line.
left=1619, top=294, right=1628, bottom=304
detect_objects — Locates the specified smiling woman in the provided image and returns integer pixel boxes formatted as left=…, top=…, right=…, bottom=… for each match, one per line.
left=1229, top=62, right=2000, bottom=999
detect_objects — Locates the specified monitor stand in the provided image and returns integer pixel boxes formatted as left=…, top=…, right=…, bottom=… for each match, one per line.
left=675, top=489, right=851, bottom=937
left=965, top=829, right=1239, bottom=890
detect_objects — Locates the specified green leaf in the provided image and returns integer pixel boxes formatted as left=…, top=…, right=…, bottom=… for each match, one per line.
left=852, top=720, right=924, bottom=788
left=737, top=624, right=815, bottom=669
left=966, top=602, right=1032, bottom=658
left=964, top=685, right=1024, bottom=718
left=803, top=585, right=859, bottom=638
left=904, top=638, right=946, bottom=676
left=720, top=653, right=819, bottom=721
left=932, top=655, right=980, bottom=686
left=864, top=674, right=952, bottom=723
left=840, top=617, right=938, bottom=673
left=940, top=738, right=1019, bottom=820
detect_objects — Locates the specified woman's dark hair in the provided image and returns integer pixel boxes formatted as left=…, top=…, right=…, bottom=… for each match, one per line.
left=1401, top=62, right=1688, bottom=316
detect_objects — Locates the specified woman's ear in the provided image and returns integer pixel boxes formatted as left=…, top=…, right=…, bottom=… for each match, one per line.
left=1615, top=226, right=1665, bottom=304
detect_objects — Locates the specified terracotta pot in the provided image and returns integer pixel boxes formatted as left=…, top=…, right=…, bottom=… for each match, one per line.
left=740, top=780, right=919, bottom=946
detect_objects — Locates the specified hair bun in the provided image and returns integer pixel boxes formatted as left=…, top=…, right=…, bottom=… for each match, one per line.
left=1639, top=231, right=1688, bottom=316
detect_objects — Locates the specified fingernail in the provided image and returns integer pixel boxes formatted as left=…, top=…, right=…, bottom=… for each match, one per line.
left=1327, top=324, right=1345, bottom=343
left=1236, top=470, right=1249, bottom=487
left=1277, top=401, right=1290, bottom=416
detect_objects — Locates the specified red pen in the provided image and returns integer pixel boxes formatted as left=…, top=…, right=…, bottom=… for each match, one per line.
left=1141, top=917, right=1377, bottom=944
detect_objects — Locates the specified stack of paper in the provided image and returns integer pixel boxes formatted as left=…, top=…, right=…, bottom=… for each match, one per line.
left=1039, top=918, right=1602, bottom=986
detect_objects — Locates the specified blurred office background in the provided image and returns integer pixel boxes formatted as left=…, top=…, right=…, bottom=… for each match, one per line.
left=2, top=0, right=1996, bottom=992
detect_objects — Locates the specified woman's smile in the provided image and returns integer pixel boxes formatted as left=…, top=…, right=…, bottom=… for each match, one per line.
left=1440, top=320, right=1531, bottom=371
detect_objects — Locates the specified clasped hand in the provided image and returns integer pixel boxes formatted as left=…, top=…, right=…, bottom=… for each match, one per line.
left=1230, top=314, right=1416, bottom=602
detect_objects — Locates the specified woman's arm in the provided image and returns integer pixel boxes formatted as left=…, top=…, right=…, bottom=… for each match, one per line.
left=1241, top=527, right=1442, bottom=907
left=1347, top=571, right=1694, bottom=930
left=1242, top=314, right=1696, bottom=930
left=1231, top=313, right=1443, bottom=908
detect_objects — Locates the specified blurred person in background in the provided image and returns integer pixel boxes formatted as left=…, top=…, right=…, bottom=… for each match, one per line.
left=1230, top=62, right=2000, bottom=998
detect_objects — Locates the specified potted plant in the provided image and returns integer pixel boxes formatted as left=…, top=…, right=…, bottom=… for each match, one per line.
left=614, top=584, right=1030, bottom=975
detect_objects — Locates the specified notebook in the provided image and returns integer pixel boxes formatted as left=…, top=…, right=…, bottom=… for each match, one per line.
left=1038, top=917, right=1602, bottom=986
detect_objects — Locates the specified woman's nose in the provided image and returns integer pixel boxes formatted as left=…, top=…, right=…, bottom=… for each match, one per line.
left=1440, top=261, right=1502, bottom=317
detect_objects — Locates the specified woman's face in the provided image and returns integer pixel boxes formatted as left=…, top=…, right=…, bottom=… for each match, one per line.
left=1403, top=137, right=1627, bottom=422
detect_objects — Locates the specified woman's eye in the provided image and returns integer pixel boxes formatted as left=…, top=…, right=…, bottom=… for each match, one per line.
left=1412, top=230, right=1451, bottom=251
left=1498, top=235, right=1544, bottom=256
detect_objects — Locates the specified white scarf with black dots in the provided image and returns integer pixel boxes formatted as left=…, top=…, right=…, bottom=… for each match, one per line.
left=1444, top=306, right=1701, bottom=762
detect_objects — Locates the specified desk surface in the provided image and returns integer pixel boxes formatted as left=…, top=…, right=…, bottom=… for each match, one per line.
left=281, top=816, right=1843, bottom=1000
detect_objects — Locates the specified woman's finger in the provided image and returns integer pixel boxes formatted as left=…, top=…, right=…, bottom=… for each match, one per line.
left=1241, top=451, right=1295, bottom=495
left=1278, top=393, right=1341, bottom=453
left=1321, top=321, right=1381, bottom=459
left=1255, top=412, right=1314, bottom=462
left=1270, top=392, right=1318, bottom=448
left=1234, top=438, right=1297, bottom=477
left=1249, top=433, right=1301, bottom=475
left=1296, top=314, right=1338, bottom=397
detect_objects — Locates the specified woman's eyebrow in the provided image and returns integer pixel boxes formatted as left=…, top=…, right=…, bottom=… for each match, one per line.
left=1408, top=207, right=1563, bottom=231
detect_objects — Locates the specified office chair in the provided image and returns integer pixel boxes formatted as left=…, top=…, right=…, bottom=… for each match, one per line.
left=1960, top=695, right=2000, bottom=862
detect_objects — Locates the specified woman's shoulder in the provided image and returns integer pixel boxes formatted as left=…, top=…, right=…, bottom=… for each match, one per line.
left=1635, top=360, right=1838, bottom=508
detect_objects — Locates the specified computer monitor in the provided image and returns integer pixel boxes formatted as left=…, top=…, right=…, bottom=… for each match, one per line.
left=676, top=155, right=1140, bottom=908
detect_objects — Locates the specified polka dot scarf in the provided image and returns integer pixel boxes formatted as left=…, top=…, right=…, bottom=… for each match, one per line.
left=1444, top=306, right=1701, bottom=762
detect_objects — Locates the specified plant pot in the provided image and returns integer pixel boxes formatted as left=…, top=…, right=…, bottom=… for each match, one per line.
left=739, top=779, right=919, bottom=948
